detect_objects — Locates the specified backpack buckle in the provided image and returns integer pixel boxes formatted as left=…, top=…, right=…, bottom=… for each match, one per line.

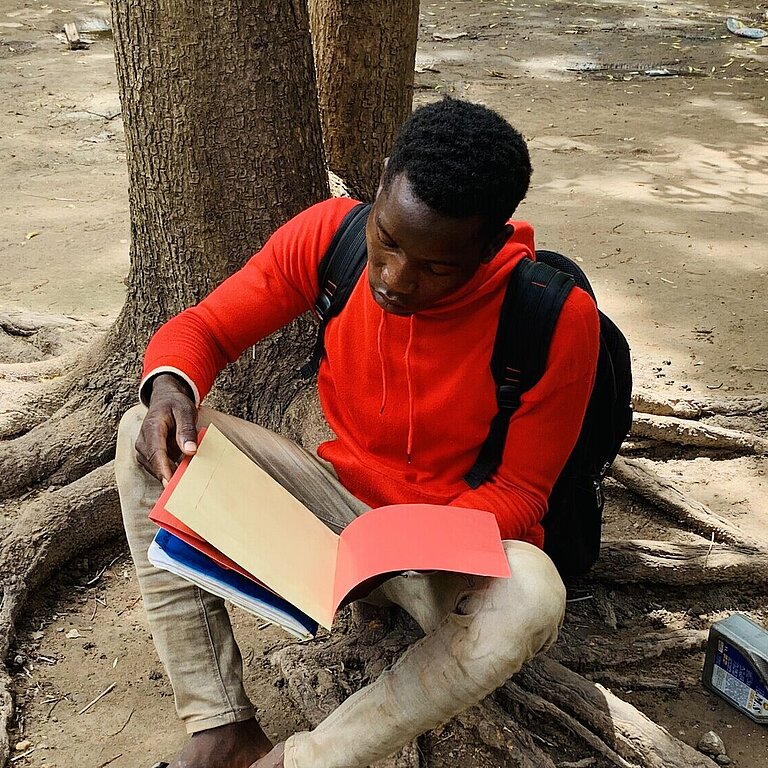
left=314, top=291, right=332, bottom=319
left=497, top=384, right=522, bottom=411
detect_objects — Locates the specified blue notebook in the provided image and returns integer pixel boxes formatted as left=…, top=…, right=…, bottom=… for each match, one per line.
left=148, top=528, right=318, bottom=639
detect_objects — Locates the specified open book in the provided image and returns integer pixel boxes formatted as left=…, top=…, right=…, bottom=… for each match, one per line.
left=148, top=424, right=510, bottom=639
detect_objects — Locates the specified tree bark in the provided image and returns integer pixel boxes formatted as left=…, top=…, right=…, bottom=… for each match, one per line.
left=593, top=539, right=768, bottom=586
left=112, top=0, right=329, bottom=425
left=1, top=2, right=329, bottom=761
left=631, top=413, right=768, bottom=454
left=309, top=0, right=419, bottom=200
left=611, top=456, right=767, bottom=552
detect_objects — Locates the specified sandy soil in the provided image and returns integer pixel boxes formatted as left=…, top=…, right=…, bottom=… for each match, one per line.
left=2, top=0, right=767, bottom=766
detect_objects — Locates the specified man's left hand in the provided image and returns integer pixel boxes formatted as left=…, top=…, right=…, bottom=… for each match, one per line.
left=250, top=741, right=285, bottom=768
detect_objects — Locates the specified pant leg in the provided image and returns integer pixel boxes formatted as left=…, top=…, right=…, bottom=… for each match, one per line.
left=285, top=540, right=566, bottom=768
left=115, top=404, right=367, bottom=734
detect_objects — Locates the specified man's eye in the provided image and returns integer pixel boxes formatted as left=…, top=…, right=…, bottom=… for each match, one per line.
left=424, top=264, right=455, bottom=277
left=378, top=230, right=397, bottom=248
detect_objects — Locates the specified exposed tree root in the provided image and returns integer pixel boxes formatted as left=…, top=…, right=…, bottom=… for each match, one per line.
left=0, top=318, right=138, bottom=500
left=0, top=377, right=71, bottom=439
left=455, top=699, right=557, bottom=767
left=0, top=462, right=122, bottom=764
left=0, top=348, right=87, bottom=381
left=552, top=629, right=708, bottom=673
left=593, top=538, right=768, bottom=585
left=631, top=413, right=768, bottom=454
left=0, top=311, right=109, bottom=439
left=511, top=657, right=718, bottom=768
left=500, top=681, right=634, bottom=768
left=0, top=309, right=106, bottom=366
left=610, top=456, right=765, bottom=551
left=0, top=326, right=108, bottom=441
left=585, top=672, right=686, bottom=692
left=272, top=602, right=714, bottom=767
left=632, top=393, right=768, bottom=420
left=0, top=401, right=119, bottom=499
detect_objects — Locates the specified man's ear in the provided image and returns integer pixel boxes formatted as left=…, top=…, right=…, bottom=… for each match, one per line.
left=481, top=223, right=514, bottom=263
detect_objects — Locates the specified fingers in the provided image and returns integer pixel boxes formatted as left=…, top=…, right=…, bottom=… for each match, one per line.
left=173, top=399, right=199, bottom=456
left=141, top=446, right=176, bottom=488
left=135, top=387, right=198, bottom=485
left=135, top=416, right=177, bottom=485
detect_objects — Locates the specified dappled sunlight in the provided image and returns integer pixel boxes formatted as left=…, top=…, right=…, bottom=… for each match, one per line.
left=538, top=135, right=767, bottom=214
left=691, top=95, right=768, bottom=129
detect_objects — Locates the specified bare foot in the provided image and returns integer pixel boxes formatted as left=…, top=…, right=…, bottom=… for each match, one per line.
left=167, top=719, right=273, bottom=768
left=249, top=741, right=286, bottom=768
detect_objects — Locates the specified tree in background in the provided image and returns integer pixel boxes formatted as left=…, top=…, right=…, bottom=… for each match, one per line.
left=310, top=0, right=419, bottom=200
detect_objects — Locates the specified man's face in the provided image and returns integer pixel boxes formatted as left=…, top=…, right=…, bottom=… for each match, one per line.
left=367, top=173, right=499, bottom=315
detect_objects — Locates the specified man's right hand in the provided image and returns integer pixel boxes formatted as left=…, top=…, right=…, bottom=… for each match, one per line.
left=135, top=373, right=199, bottom=486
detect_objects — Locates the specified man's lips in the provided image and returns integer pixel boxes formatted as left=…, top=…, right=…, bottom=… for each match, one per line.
left=373, top=290, right=413, bottom=314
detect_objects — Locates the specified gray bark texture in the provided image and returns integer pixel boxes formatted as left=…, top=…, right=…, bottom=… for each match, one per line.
left=309, top=0, right=419, bottom=200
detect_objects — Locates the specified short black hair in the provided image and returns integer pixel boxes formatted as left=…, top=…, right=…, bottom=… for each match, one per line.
left=382, top=97, right=532, bottom=230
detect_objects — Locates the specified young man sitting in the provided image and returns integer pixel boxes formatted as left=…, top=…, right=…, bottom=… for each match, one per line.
left=115, top=97, right=599, bottom=768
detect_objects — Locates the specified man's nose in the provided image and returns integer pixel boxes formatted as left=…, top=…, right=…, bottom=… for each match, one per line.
left=382, top=254, right=417, bottom=295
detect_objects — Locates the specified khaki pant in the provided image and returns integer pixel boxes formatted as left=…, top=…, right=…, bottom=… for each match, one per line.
left=115, top=404, right=566, bottom=768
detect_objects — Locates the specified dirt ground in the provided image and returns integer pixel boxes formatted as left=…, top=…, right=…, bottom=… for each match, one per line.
left=2, top=0, right=767, bottom=766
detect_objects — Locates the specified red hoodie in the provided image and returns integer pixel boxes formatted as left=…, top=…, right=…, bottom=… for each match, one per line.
left=141, top=197, right=600, bottom=547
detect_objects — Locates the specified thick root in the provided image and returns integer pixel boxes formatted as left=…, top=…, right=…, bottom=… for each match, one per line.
left=632, top=393, right=768, bottom=420
left=513, top=656, right=718, bottom=768
left=585, top=672, right=687, bottom=692
left=593, top=539, right=768, bottom=585
left=0, top=309, right=106, bottom=366
left=610, top=456, right=765, bottom=551
left=0, top=462, right=122, bottom=765
left=0, top=463, right=121, bottom=653
left=0, top=399, right=121, bottom=500
left=631, top=413, right=768, bottom=454
left=500, top=681, right=634, bottom=768
left=0, top=378, right=71, bottom=439
left=552, top=629, right=708, bottom=673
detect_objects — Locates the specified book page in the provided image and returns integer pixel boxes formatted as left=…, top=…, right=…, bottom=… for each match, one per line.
left=333, top=504, right=511, bottom=611
left=165, top=424, right=340, bottom=629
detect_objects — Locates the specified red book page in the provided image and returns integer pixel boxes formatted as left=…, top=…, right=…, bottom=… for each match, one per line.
left=332, top=504, right=510, bottom=611
left=148, top=429, right=271, bottom=588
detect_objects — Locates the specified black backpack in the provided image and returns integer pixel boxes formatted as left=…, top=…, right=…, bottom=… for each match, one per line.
left=300, top=203, right=632, bottom=581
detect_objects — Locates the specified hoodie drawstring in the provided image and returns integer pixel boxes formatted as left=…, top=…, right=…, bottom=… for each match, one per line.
left=377, top=312, right=388, bottom=414
left=405, top=315, right=415, bottom=464
left=377, top=311, right=416, bottom=465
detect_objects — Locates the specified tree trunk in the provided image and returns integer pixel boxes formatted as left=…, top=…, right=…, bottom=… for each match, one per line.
left=112, top=0, right=329, bottom=425
left=0, top=1, right=328, bottom=761
left=309, top=0, right=419, bottom=200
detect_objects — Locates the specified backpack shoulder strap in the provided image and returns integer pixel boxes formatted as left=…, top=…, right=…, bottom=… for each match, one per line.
left=464, top=256, right=576, bottom=489
left=299, top=202, right=371, bottom=379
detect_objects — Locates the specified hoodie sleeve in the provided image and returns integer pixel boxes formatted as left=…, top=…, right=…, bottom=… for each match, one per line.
left=449, top=286, right=600, bottom=542
left=140, top=198, right=358, bottom=404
